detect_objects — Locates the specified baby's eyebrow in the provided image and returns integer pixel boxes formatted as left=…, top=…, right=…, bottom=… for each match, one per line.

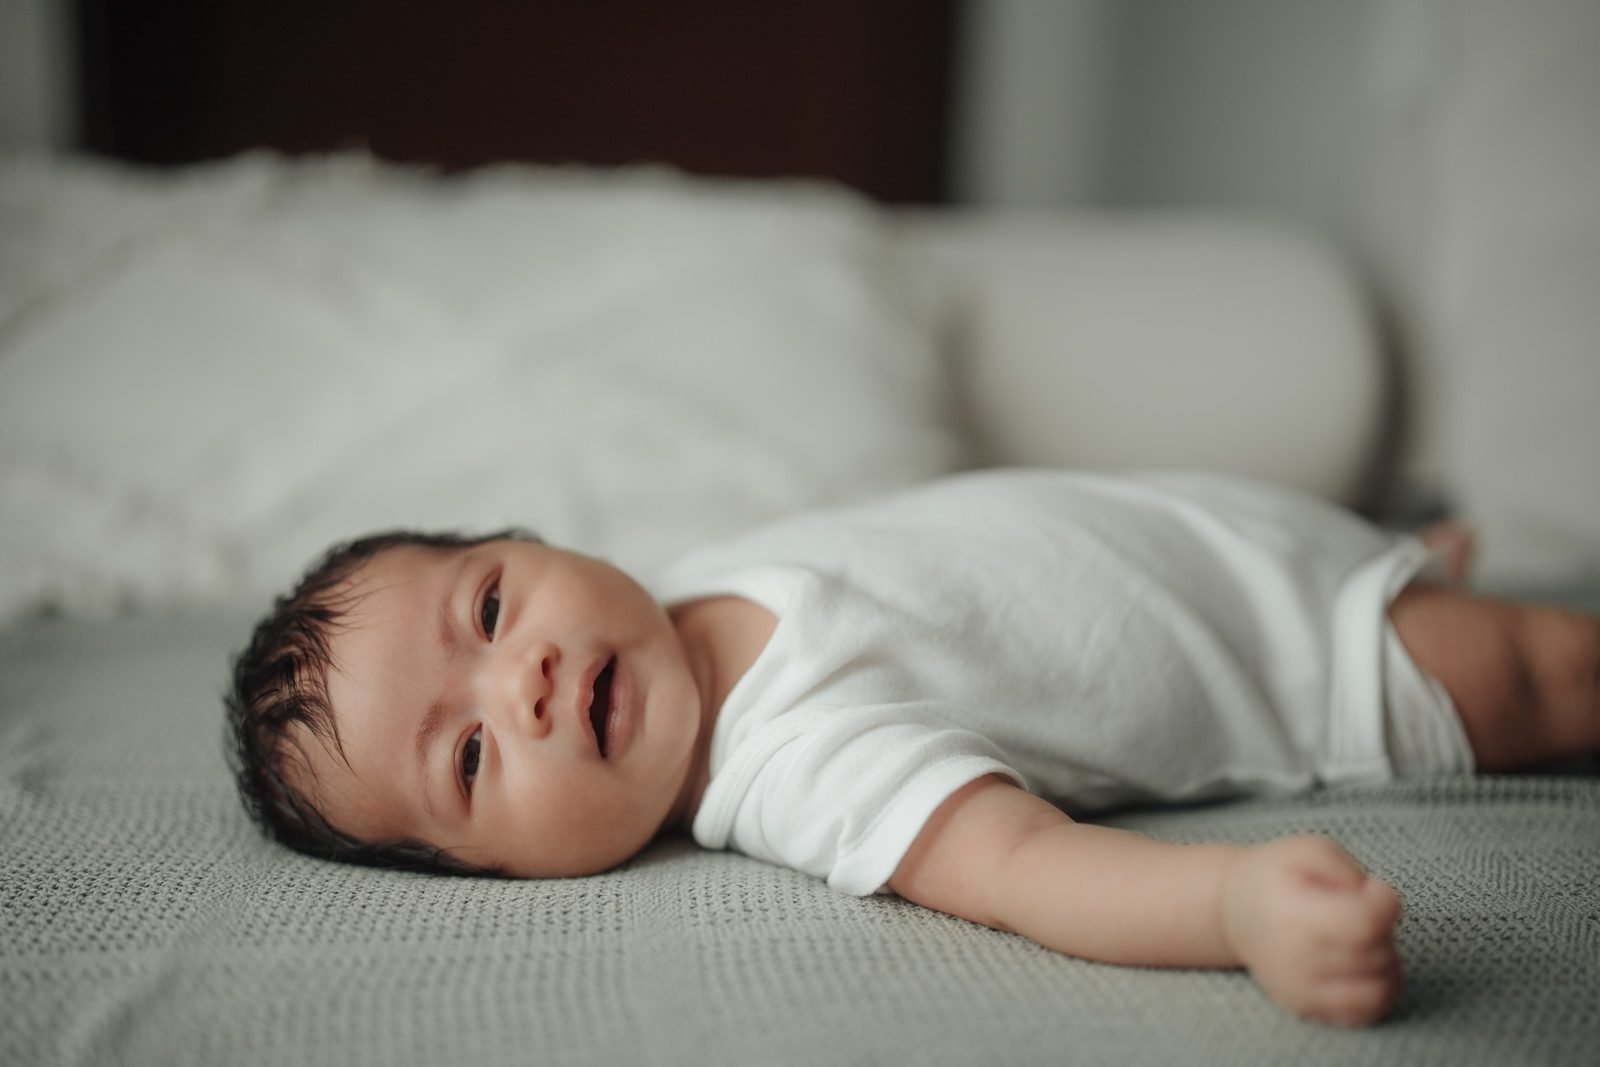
left=435, top=548, right=476, bottom=656
left=415, top=550, right=473, bottom=820
left=436, top=580, right=459, bottom=655
left=415, top=700, right=447, bottom=820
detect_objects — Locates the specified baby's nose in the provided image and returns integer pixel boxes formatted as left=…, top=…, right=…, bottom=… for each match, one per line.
left=474, top=642, right=558, bottom=737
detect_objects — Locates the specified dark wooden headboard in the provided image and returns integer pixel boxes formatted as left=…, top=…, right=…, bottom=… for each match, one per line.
left=76, top=0, right=958, bottom=204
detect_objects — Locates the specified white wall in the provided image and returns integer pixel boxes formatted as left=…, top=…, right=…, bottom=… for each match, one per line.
left=0, top=0, right=77, bottom=151
left=1103, top=0, right=1373, bottom=238
left=949, top=0, right=1117, bottom=206
left=952, top=0, right=1378, bottom=243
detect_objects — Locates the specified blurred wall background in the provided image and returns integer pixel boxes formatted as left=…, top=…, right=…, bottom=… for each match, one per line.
left=0, top=2, right=1398, bottom=237
left=1, top=0, right=76, bottom=152
left=5, top=0, right=1597, bottom=578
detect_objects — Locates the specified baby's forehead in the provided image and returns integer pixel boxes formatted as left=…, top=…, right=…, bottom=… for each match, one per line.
left=315, top=547, right=450, bottom=721
left=335, top=543, right=480, bottom=618
left=305, top=552, right=453, bottom=834
left=329, top=547, right=455, bottom=653
left=360, top=541, right=471, bottom=580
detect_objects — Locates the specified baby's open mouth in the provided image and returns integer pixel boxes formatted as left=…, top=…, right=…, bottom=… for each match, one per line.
left=588, top=655, right=616, bottom=757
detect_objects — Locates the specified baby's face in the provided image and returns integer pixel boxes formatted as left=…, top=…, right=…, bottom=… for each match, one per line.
left=299, top=540, right=706, bottom=877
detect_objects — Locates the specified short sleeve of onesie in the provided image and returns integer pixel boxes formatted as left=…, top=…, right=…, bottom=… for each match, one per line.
left=677, top=566, right=1023, bottom=896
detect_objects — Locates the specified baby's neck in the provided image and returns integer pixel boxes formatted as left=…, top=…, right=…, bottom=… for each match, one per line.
left=662, top=595, right=779, bottom=832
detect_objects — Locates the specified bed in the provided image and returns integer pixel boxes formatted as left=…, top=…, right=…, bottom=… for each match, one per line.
left=2, top=150, right=1597, bottom=1067
left=9, top=3, right=1600, bottom=1059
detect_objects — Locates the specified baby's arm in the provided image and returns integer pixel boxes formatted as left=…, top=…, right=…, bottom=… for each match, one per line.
left=889, top=776, right=1402, bottom=1027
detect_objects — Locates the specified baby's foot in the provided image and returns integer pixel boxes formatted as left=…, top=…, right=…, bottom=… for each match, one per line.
left=1222, top=835, right=1403, bottom=1027
left=1420, top=519, right=1476, bottom=584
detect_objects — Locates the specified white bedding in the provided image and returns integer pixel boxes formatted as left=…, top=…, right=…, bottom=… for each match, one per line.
left=0, top=154, right=965, bottom=622
left=5, top=152, right=1598, bottom=1067
left=4, top=610, right=1596, bottom=1067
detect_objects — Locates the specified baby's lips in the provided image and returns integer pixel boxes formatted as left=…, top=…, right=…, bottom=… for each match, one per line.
left=573, top=655, right=609, bottom=731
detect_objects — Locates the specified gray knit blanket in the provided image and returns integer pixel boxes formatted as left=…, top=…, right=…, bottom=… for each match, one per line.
left=3, top=612, right=1596, bottom=1066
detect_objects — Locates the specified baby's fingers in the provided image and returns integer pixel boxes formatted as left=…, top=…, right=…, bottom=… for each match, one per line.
left=1314, top=957, right=1404, bottom=1027
left=1309, top=879, right=1402, bottom=946
left=1316, top=936, right=1400, bottom=981
left=1357, top=878, right=1402, bottom=929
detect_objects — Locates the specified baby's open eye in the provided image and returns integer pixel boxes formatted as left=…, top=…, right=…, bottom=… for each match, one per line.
left=460, top=727, right=482, bottom=792
left=480, top=582, right=500, bottom=639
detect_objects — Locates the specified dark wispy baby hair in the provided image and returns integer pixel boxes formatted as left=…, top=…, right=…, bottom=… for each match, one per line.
left=225, top=527, right=540, bottom=876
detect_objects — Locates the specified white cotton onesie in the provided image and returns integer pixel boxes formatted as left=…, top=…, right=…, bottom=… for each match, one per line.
left=649, top=470, right=1474, bottom=897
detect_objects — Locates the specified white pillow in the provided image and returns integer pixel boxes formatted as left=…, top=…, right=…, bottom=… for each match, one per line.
left=0, top=154, right=965, bottom=620
left=899, top=212, right=1382, bottom=505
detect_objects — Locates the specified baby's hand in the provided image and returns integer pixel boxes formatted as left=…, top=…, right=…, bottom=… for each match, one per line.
left=1221, top=835, right=1403, bottom=1027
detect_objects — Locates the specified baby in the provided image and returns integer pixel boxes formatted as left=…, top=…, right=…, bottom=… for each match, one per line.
left=226, top=469, right=1600, bottom=1029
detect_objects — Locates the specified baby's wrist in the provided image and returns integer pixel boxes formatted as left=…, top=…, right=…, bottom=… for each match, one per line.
left=1217, top=843, right=1264, bottom=968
